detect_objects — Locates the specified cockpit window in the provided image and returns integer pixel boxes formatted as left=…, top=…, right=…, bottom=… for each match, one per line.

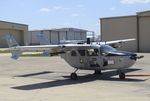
left=100, top=45, right=117, bottom=54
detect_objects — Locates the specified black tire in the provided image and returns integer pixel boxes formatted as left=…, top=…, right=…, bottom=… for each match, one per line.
left=70, top=73, right=78, bottom=80
left=94, top=70, right=102, bottom=75
left=119, top=72, right=125, bottom=79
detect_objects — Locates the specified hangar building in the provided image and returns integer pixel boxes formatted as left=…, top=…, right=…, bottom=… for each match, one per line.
left=101, top=10, right=150, bottom=52
left=29, top=28, right=88, bottom=45
left=0, top=21, right=28, bottom=48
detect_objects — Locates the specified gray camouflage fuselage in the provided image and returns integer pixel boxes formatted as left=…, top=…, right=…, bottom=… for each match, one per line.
left=61, top=45, right=136, bottom=71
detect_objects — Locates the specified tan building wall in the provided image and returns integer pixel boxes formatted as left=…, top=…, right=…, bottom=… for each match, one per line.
left=138, top=11, right=150, bottom=52
left=101, top=16, right=138, bottom=52
left=0, top=21, right=28, bottom=48
left=29, top=28, right=87, bottom=45
left=101, top=11, right=150, bottom=52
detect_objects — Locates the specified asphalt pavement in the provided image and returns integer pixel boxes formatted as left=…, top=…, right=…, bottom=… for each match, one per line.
left=0, top=53, right=149, bottom=101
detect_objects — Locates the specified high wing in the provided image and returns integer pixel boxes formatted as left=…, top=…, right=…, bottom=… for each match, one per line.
left=105, top=39, right=135, bottom=44
left=35, top=33, right=135, bottom=46
left=101, top=38, right=135, bottom=48
left=4, top=34, right=93, bottom=59
left=4, top=34, right=135, bottom=59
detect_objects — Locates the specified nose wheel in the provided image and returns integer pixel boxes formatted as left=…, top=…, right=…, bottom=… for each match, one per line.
left=118, top=71, right=125, bottom=79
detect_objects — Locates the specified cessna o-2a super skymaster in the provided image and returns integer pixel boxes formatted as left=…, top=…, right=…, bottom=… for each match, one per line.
left=5, top=34, right=143, bottom=80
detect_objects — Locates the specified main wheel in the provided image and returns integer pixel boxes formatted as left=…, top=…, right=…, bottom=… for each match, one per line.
left=94, top=70, right=102, bottom=75
left=119, top=72, right=125, bottom=79
left=70, top=73, right=78, bottom=80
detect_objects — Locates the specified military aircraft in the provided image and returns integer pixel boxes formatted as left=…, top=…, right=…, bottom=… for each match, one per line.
left=5, top=34, right=143, bottom=80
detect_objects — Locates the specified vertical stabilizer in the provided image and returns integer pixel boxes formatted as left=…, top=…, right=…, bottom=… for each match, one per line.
left=4, top=34, right=22, bottom=59
left=4, top=34, right=19, bottom=47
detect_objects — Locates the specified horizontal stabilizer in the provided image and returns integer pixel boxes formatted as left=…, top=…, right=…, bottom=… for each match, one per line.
left=43, top=52, right=50, bottom=56
left=11, top=50, right=22, bottom=59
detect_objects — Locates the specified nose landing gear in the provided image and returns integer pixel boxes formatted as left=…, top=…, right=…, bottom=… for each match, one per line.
left=118, top=70, right=126, bottom=79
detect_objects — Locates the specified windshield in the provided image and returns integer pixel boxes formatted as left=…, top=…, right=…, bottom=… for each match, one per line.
left=100, top=45, right=117, bottom=54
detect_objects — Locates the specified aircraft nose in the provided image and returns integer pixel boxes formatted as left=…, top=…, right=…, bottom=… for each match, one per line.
left=117, top=51, right=137, bottom=61
left=107, top=51, right=143, bottom=60
left=130, top=53, right=137, bottom=61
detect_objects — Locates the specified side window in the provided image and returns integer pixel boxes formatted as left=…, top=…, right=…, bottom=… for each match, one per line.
left=78, top=50, right=85, bottom=56
left=87, top=49, right=98, bottom=56
left=71, top=50, right=77, bottom=56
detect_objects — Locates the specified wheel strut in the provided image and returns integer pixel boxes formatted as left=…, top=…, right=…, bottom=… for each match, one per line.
left=70, top=69, right=78, bottom=80
left=118, top=70, right=126, bottom=79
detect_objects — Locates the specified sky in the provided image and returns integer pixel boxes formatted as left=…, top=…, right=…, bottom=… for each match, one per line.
left=0, top=0, right=150, bottom=35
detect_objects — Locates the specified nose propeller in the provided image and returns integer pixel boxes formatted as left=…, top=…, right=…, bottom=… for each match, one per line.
left=130, top=55, right=144, bottom=60
left=136, top=55, right=144, bottom=59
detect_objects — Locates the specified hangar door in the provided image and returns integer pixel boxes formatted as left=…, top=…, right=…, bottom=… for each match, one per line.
left=51, top=31, right=59, bottom=44
left=139, top=17, right=150, bottom=52
left=0, top=29, right=24, bottom=48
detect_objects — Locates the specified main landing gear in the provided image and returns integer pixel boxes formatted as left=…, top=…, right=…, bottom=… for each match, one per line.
left=70, top=69, right=102, bottom=80
left=70, top=69, right=126, bottom=80
left=118, top=70, right=126, bottom=79
left=70, top=69, right=78, bottom=80
left=94, top=70, right=102, bottom=75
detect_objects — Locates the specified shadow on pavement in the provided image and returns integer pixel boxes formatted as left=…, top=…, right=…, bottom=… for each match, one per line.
left=12, top=68, right=146, bottom=90
left=15, top=71, right=53, bottom=77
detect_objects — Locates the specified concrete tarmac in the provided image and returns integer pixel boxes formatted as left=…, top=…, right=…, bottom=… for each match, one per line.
left=0, top=53, right=150, bottom=101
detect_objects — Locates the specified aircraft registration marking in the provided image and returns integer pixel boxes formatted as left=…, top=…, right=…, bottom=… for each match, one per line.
left=108, top=60, right=115, bottom=64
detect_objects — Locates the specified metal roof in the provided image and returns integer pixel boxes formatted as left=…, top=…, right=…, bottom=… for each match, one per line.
left=137, top=10, right=150, bottom=15
left=100, top=10, right=150, bottom=20
left=100, top=15, right=136, bottom=20
left=0, top=20, right=28, bottom=26
left=30, top=27, right=89, bottom=32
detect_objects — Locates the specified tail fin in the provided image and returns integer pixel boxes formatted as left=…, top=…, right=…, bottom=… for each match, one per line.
left=4, top=34, right=19, bottom=47
left=36, top=33, right=50, bottom=45
left=4, top=34, right=22, bottom=59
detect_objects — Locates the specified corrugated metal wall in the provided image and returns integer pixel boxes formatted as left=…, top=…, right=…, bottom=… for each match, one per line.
left=29, top=29, right=87, bottom=45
